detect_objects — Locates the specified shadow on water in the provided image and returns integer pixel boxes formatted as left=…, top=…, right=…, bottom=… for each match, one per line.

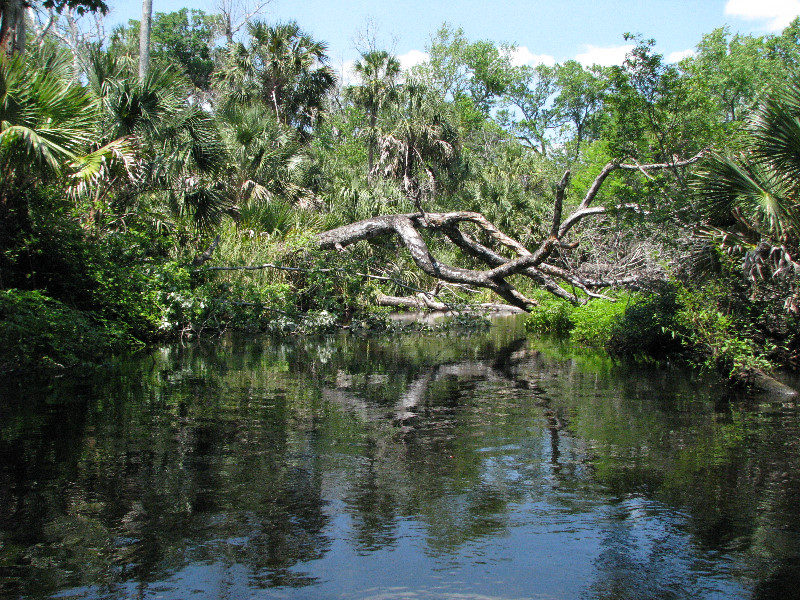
left=1, top=313, right=800, bottom=599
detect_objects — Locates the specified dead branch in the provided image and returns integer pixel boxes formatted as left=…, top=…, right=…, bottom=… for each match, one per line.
left=192, top=235, right=221, bottom=267
left=375, top=293, right=526, bottom=313
left=377, top=293, right=448, bottom=310
left=312, top=152, right=706, bottom=310
left=216, top=0, right=271, bottom=43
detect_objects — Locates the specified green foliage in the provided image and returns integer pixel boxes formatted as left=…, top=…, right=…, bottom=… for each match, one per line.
left=421, top=24, right=516, bottom=115
left=603, top=35, right=713, bottom=163
left=692, top=70, right=800, bottom=320
left=458, top=140, right=554, bottom=238
left=151, top=9, right=220, bottom=91
left=345, top=49, right=402, bottom=174
left=0, top=289, right=127, bottom=373
left=110, top=9, right=221, bottom=91
left=551, top=60, right=606, bottom=157
left=685, top=27, right=771, bottom=129
left=215, top=20, right=336, bottom=136
left=526, top=282, right=773, bottom=380
left=373, top=77, right=462, bottom=205
left=569, top=296, right=631, bottom=346
left=0, top=49, right=96, bottom=194
left=156, top=275, right=295, bottom=335
left=524, top=294, right=575, bottom=337
left=526, top=292, right=634, bottom=347
left=217, top=102, right=316, bottom=209
left=6, top=12, right=800, bottom=381
left=497, top=63, right=557, bottom=155
left=527, top=288, right=680, bottom=359
left=42, top=0, right=108, bottom=16
left=87, top=57, right=231, bottom=232
left=668, top=282, right=773, bottom=380
left=2, top=184, right=156, bottom=327
left=607, top=286, right=682, bottom=358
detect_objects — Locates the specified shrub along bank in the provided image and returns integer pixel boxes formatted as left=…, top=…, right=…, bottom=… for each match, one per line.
left=524, top=281, right=797, bottom=386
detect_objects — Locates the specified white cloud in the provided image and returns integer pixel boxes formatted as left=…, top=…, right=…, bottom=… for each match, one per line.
left=509, top=46, right=556, bottom=67
left=575, top=44, right=634, bottom=67
left=667, top=48, right=696, bottom=63
left=397, top=49, right=429, bottom=71
left=725, top=0, right=800, bottom=30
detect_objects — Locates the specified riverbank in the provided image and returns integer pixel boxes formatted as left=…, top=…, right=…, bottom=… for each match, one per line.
left=3, top=280, right=798, bottom=400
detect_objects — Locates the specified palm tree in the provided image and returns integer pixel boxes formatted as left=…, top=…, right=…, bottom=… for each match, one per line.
left=0, top=46, right=136, bottom=254
left=695, top=75, right=800, bottom=283
left=94, top=58, right=230, bottom=231
left=217, top=20, right=336, bottom=137
left=374, top=78, right=460, bottom=213
left=347, top=49, right=401, bottom=175
left=0, top=53, right=94, bottom=192
left=216, top=102, right=316, bottom=213
left=0, top=46, right=131, bottom=209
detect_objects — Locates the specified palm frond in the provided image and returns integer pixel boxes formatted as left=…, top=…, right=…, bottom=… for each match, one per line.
left=695, top=153, right=798, bottom=238
left=181, top=186, right=231, bottom=232
left=751, top=77, right=800, bottom=188
left=69, top=138, right=137, bottom=197
left=0, top=124, right=75, bottom=171
left=0, top=51, right=97, bottom=177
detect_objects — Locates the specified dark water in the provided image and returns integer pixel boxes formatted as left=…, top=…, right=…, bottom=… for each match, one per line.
left=2, top=315, right=800, bottom=600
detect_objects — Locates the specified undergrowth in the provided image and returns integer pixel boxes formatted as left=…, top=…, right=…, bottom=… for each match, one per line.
left=524, top=282, right=775, bottom=383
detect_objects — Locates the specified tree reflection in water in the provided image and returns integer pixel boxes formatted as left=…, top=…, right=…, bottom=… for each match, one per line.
left=1, top=314, right=799, bottom=599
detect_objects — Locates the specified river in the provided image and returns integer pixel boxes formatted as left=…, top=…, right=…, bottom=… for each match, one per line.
left=1, top=314, right=799, bottom=599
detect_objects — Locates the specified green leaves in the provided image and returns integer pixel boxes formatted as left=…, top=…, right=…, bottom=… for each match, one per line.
left=373, top=77, right=462, bottom=205
left=87, top=56, right=232, bottom=232
left=423, top=24, right=515, bottom=115
left=750, top=78, right=800, bottom=187
left=695, top=74, right=800, bottom=246
left=697, top=153, right=797, bottom=237
left=217, top=102, right=316, bottom=209
left=216, top=20, right=336, bottom=135
left=0, top=54, right=96, bottom=179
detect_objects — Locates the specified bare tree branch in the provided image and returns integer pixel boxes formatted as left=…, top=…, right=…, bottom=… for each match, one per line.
left=210, top=153, right=706, bottom=311
left=215, top=0, right=271, bottom=43
left=550, top=170, right=571, bottom=238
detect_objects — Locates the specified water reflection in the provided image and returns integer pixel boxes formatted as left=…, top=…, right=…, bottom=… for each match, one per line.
left=1, top=315, right=799, bottom=599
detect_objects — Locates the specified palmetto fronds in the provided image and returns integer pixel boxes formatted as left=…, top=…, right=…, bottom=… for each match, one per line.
left=69, top=138, right=137, bottom=197
left=750, top=78, right=800, bottom=186
left=0, top=53, right=96, bottom=179
left=88, top=56, right=231, bottom=231
left=694, top=73, right=800, bottom=284
left=216, top=20, right=336, bottom=135
left=374, top=78, right=460, bottom=208
left=217, top=103, right=316, bottom=212
left=697, top=153, right=798, bottom=238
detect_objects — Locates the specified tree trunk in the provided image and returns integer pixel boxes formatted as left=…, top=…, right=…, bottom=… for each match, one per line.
left=0, top=0, right=26, bottom=56
left=138, top=0, right=153, bottom=81
left=367, top=111, right=377, bottom=178
left=376, top=293, right=525, bottom=313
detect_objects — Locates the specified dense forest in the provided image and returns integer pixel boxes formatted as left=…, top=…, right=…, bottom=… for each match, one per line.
left=2, top=1, right=800, bottom=385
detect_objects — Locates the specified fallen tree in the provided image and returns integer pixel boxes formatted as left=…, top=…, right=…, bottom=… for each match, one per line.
left=315, top=153, right=706, bottom=311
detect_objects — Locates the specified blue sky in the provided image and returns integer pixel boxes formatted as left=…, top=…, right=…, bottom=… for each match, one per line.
left=105, top=0, right=800, bottom=73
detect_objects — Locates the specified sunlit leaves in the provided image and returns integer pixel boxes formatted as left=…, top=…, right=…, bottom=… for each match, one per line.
left=695, top=73, right=800, bottom=285
left=0, top=54, right=95, bottom=178
left=216, top=20, right=336, bottom=136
